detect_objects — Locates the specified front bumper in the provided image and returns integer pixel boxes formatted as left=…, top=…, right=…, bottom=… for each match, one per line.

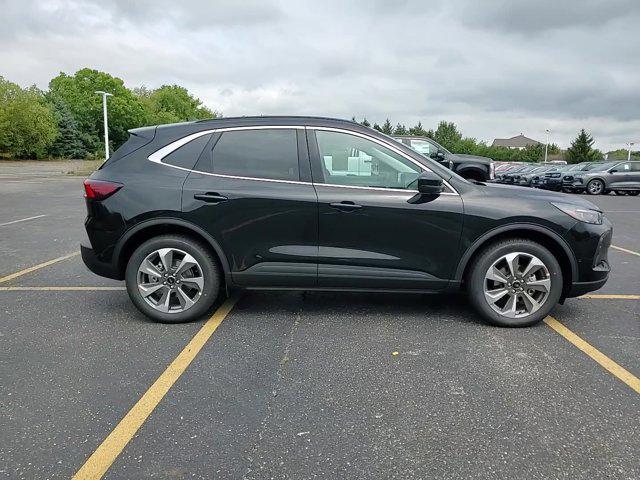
left=563, top=220, right=612, bottom=298
left=562, top=177, right=585, bottom=191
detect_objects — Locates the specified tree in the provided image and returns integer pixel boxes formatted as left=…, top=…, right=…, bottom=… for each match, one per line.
left=433, top=121, right=462, bottom=151
left=138, top=84, right=217, bottom=125
left=381, top=118, right=393, bottom=135
left=0, top=77, right=57, bottom=159
left=49, top=69, right=147, bottom=153
left=48, top=97, right=89, bottom=158
left=360, top=117, right=371, bottom=128
left=408, top=121, right=427, bottom=136
left=393, top=123, right=408, bottom=135
left=372, top=123, right=382, bottom=132
left=566, top=129, right=599, bottom=164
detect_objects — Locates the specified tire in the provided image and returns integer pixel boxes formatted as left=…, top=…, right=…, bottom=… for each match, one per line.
left=586, top=179, right=604, bottom=195
left=561, top=188, right=572, bottom=193
left=616, top=190, right=627, bottom=196
left=125, top=235, right=221, bottom=323
left=628, top=191, right=639, bottom=196
left=467, top=239, right=563, bottom=327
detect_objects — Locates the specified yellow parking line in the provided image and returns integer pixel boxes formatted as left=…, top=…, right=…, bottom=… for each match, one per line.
left=611, top=245, right=640, bottom=257
left=0, top=252, right=80, bottom=283
left=0, top=286, right=125, bottom=291
left=580, top=294, right=640, bottom=300
left=544, top=316, right=640, bottom=395
left=72, top=294, right=241, bottom=480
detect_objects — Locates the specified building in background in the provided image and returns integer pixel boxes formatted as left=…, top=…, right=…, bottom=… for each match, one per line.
left=492, top=134, right=541, bottom=150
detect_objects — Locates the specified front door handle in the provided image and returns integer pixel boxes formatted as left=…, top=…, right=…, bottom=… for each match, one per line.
left=194, top=192, right=228, bottom=203
left=329, top=201, right=362, bottom=212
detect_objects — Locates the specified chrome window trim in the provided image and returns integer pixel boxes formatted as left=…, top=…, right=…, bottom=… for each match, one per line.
left=147, top=124, right=459, bottom=195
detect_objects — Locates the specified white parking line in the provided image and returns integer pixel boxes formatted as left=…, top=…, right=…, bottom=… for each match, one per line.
left=0, top=214, right=47, bottom=227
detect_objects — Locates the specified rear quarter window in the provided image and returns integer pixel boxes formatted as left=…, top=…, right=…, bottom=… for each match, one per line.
left=163, top=134, right=212, bottom=170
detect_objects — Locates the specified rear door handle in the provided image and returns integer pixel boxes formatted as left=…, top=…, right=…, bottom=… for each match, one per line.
left=194, top=192, right=228, bottom=203
left=329, top=201, right=362, bottom=212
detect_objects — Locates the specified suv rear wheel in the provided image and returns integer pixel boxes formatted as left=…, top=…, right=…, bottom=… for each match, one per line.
left=467, top=239, right=562, bottom=327
left=125, top=235, right=221, bottom=323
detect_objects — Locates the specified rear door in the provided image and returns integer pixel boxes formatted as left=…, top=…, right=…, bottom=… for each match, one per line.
left=308, top=128, right=463, bottom=290
left=181, top=126, right=318, bottom=287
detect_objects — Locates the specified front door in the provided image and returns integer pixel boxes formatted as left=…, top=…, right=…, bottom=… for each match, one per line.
left=609, top=162, right=640, bottom=189
left=182, top=127, right=318, bottom=287
left=308, top=128, right=463, bottom=290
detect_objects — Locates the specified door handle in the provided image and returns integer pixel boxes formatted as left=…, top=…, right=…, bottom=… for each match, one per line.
left=193, top=192, right=228, bottom=203
left=329, top=201, right=362, bottom=212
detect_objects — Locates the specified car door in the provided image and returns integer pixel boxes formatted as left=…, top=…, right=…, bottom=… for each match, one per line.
left=608, top=162, right=635, bottom=189
left=308, top=128, right=464, bottom=290
left=181, top=126, right=318, bottom=287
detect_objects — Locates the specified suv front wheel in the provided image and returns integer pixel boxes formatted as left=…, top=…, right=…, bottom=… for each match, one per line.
left=125, top=235, right=221, bottom=323
left=467, top=239, right=562, bottom=327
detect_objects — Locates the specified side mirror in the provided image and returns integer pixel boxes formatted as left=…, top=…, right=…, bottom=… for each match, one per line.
left=417, top=171, right=444, bottom=195
left=609, top=169, right=618, bottom=173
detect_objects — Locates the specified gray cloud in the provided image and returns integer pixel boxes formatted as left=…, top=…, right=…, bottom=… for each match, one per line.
left=1, top=0, right=638, bottom=151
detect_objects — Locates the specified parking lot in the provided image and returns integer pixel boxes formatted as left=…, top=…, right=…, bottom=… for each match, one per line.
left=1, top=163, right=638, bottom=479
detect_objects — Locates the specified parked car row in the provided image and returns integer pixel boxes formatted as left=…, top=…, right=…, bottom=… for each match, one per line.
left=493, top=160, right=640, bottom=196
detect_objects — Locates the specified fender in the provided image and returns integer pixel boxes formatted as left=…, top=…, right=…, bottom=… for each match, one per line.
left=453, top=223, right=578, bottom=281
left=112, top=217, right=231, bottom=277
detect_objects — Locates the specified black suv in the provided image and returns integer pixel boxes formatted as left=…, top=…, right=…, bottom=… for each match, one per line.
left=82, top=117, right=611, bottom=327
left=393, top=135, right=495, bottom=182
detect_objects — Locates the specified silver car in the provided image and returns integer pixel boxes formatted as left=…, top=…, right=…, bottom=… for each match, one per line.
left=562, top=161, right=640, bottom=195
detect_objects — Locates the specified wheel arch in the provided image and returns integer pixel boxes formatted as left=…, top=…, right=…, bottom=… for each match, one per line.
left=456, top=165, right=487, bottom=181
left=455, top=224, right=577, bottom=298
left=113, top=218, right=231, bottom=284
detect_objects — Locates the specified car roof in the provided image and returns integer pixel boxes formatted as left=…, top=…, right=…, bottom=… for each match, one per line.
left=147, top=115, right=379, bottom=139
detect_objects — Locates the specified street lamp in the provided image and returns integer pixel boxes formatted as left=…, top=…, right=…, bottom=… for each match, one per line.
left=95, top=91, right=113, bottom=160
left=544, top=129, right=550, bottom=163
left=627, top=142, right=636, bottom=161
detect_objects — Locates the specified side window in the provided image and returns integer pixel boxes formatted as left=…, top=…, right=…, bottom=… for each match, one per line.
left=163, top=134, right=211, bottom=169
left=314, top=130, right=422, bottom=190
left=630, top=162, right=640, bottom=172
left=615, top=162, right=631, bottom=172
left=212, top=129, right=299, bottom=181
left=409, top=139, right=436, bottom=157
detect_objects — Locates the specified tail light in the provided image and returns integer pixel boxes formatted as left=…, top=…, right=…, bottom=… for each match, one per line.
left=83, top=179, right=123, bottom=200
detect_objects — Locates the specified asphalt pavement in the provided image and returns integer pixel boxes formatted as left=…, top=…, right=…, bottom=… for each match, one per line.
left=1, top=165, right=638, bottom=479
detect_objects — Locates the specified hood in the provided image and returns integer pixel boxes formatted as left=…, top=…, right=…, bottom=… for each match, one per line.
left=453, top=153, right=492, bottom=164
left=480, top=182, right=601, bottom=211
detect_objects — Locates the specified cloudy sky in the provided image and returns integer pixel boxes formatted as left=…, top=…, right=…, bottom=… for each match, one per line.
left=2, top=0, right=639, bottom=151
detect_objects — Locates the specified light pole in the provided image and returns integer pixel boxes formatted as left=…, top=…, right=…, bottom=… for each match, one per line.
left=544, top=129, right=550, bottom=163
left=95, top=91, right=113, bottom=160
left=627, top=142, right=635, bottom=161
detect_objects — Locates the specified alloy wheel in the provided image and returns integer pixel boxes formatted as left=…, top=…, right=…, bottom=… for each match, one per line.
left=137, top=248, right=204, bottom=313
left=587, top=180, right=604, bottom=195
left=483, top=252, right=551, bottom=318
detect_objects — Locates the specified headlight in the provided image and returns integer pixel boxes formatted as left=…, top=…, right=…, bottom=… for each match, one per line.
left=552, top=202, right=603, bottom=225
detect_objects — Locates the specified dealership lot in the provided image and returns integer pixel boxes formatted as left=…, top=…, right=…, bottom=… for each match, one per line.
left=1, top=166, right=638, bottom=479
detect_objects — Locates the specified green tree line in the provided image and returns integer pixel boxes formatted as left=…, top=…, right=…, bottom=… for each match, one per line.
left=1, top=68, right=631, bottom=163
left=352, top=117, right=617, bottom=164
left=0, top=69, right=219, bottom=159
